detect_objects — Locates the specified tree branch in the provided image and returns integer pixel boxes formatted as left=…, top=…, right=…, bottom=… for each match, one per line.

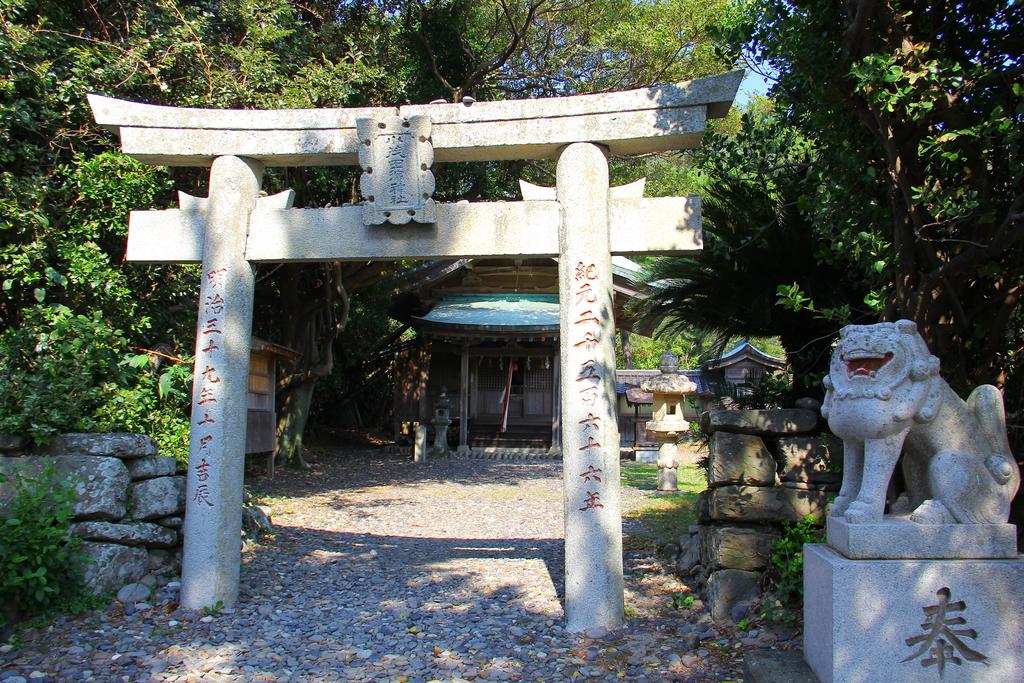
left=411, top=2, right=456, bottom=99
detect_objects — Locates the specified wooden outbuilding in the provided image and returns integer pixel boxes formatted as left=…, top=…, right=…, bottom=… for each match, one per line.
left=245, top=337, right=299, bottom=454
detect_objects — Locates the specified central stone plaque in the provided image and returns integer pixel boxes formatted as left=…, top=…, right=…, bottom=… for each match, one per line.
left=356, top=114, right=435, bottom=225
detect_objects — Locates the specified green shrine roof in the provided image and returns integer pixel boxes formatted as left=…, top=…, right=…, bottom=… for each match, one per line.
left=415, top=294, right=560, bottom=334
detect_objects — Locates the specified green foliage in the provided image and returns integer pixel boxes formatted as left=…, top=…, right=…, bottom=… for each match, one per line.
left=618, top=328, right=784, bottom=372
left=0, top=304, right=192, bottom=457
left=201, top=599, right=225, bottom=617
left=638, top=106, right=876, bottom=388
left=621, top=463, right=706, bottom=553
left=672, top=591, right=696, bottom=610
left=767, top=514, right=823, bottom=606
left=719, top=0, right=1024, bottom=434
left=0, top=467, right=85, bottom=630
left=0, top=306, right=128, bottom=443
left=716, top=369, right=795, bottom=410
left=94, top=355, right=193, bottom=465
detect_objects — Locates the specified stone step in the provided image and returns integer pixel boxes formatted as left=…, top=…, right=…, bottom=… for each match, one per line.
left=459, top=447, right=561, bottom=461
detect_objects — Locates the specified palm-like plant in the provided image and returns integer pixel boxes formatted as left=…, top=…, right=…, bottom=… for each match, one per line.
left=638, top=167, right=869, bottom=391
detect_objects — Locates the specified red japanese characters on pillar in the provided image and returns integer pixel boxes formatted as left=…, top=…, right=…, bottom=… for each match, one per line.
left=572, top=261, right=606, bottom=512
left=189, top=266, right=231, bottom=509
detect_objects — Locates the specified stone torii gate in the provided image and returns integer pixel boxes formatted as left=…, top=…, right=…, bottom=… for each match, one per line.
left=89, top=70, right=740, bottom=635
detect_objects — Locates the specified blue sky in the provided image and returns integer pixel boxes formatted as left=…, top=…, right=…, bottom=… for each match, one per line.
left=735, top=68, right=773, bottom=107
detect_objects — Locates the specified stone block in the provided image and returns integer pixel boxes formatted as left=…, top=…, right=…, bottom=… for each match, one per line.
left=784, top=476, right=840, bottom=488
left=706, top=568, right=759, bottom=624
left=826, top=516, right=1019, bottom=560
left=128, top=476, right=185, bottom=520
left=776, top=435, right=843, bottom=482
left=706, top=409, right=818, bottom=436
left=700, top=525, right=777, bottom=571
left=804, top=544, right=1024, bottom=682
left=116, top=582, right=152, bottom=604
left=0, top=455, right=129, bottom=520
left=707, top=432, right=776, bottom=488
left=677, top=534, right=701, bottom=574
left=126, top=456, right=178, bottom=480
left=71, top=521, right=177, bottom=548
left=634, top=449, right=659, bottom=463
left=38, top=433, right=157, bottom=459
left=80, top=542, right=148, bottom=595
left=242, top=503, right=273, bottom=539
left=155, top=515, right=184, bottom=528
left=744, top=650, right=818, bottom=683
left=745, top=651, right=815, bottom=683
left=703, top=485, right=829, bottom=524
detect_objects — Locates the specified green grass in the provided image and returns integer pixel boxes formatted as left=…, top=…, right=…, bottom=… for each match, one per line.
left=621, top=461, right=705, bottom=491
left=621, top=462, right=706, bottom=552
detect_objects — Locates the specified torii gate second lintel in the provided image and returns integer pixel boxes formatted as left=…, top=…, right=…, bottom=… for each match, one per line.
left=89, top=70, right=741, bottom=636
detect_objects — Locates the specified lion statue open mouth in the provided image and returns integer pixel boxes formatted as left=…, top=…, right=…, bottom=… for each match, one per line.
left=822, top=320, right=1019, bottom=525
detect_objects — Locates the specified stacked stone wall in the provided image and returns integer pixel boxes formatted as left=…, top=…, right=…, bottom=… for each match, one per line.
left=677, top=409, right=843, bottom=624
left=0, top=433, right=185, bottom=595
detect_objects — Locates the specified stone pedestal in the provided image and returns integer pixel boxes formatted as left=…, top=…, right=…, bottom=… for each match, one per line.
left=656, top=441, right=679, bottom=491
left=827, top=516, right=1018, bottom=560
left=414, top=425, right=428, bottom=463
left=804, top=544, right=1024, bottom=683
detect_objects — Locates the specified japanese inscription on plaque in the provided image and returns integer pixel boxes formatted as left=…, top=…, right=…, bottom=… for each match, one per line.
left=356, top=114, right=436, bottom=225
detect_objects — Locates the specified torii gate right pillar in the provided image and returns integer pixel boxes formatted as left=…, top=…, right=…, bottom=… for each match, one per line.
left=557, top=143, right=624, bottom=634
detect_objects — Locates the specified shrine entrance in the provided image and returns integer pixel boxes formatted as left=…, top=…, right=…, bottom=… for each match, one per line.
left=89, top=69, right=741, bottom=634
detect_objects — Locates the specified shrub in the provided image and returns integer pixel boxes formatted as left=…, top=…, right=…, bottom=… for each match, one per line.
left=0, top=467, right=85, bottom=633
left=0, top=304, right=192, bottom=463
left=94, top=353, right=192, bottom=466
left=767, top=513, right=823, bottom=605
left=0, top=305, right=127, bottom=444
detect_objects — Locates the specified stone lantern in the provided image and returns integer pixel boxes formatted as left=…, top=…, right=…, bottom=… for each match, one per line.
left=430, top=386, right=453, bottom=458
left=641, top=350, right=697, bottom=491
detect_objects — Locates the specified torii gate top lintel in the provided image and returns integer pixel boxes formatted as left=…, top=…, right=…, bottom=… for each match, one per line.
left=88, top=70, right=743, bottom=167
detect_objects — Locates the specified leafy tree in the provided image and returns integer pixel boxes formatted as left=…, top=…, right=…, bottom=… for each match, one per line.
left=720, top=0, right=1024, bottom=417
left=638, top=103, right=876, bottom=389
left=616, top=329, right=784, bottom=371
left=1, top=0, right=410, bottom=461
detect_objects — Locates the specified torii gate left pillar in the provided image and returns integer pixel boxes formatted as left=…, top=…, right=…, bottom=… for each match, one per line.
left=179, top=156, right=263, bottom=609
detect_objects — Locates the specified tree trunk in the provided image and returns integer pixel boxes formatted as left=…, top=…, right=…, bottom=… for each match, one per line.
left=276, top=378, right=316, bottom=469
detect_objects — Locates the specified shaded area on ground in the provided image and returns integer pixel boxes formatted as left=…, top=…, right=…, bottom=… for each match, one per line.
left=1, top=446, right=763, bottom=682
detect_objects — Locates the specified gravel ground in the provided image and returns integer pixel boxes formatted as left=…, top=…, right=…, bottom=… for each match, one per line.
left=1, top=449, right=788, bottom=682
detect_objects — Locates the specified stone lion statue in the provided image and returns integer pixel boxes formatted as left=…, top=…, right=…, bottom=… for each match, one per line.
left=821, top=320, right=1019, bottom=525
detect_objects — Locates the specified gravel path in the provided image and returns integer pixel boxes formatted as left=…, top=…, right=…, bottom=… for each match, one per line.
left=1, top=450, right=759, bottom=682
